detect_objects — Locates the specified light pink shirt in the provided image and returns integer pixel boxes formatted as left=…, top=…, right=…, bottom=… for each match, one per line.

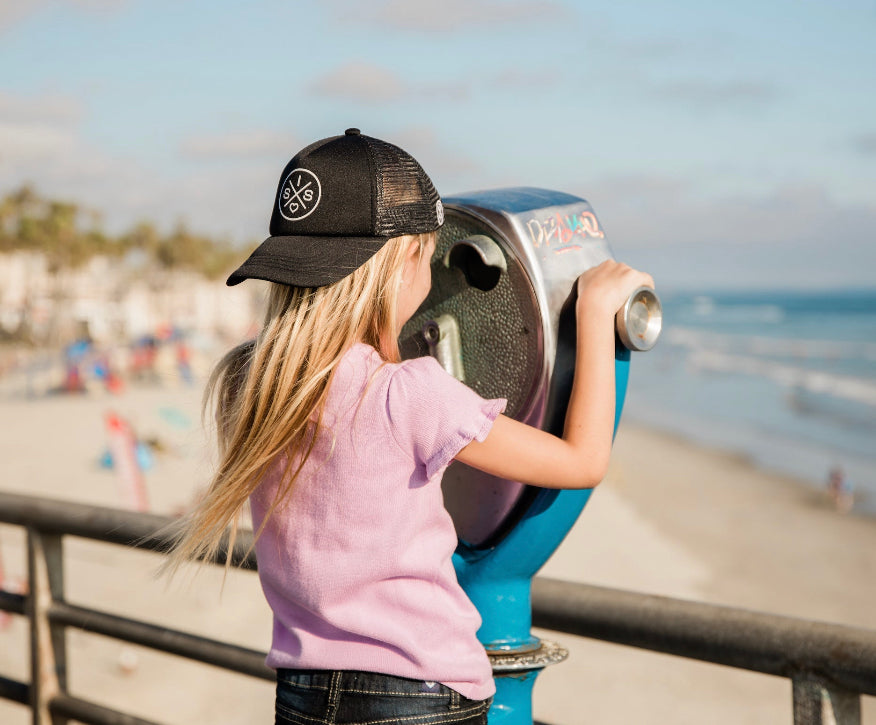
left=250, top=343, right=506, bottom=700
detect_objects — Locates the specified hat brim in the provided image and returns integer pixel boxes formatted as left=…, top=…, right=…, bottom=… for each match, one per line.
left=226, top=234, right=390, bottom=288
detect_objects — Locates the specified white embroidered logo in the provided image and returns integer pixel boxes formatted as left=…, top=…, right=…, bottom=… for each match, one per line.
left=279, top=168, right=321, bottom=221
left=436, top=199, right=444, bottom=226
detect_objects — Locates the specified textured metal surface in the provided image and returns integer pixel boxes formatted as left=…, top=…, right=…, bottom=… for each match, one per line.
left=793, top=677, right=862, bottom=725
left=422, top=315, right=465, bottom=382
left=0, top=675, right=29, bottom=705
left=0, top=588, right=26, bottom=615
left=616, top=286, right=662, bottom=352
left=532, top=577, right=876, bottom=697
left=446, top=188, right=615, bottom=368
left=50, top=600, right=274, bottom=681
left=51, top=693, right=164, bottom=725
left=400, top=208, right=547, bottom=550
left=488, top=639, right=569, bottom=673
left=28, top=529, right=65, bottom=724
left=401, top=189, right=620, bottom=551
left=400, top=212, right=543, bottom=420
left=0, top=490, right=256, bottom=569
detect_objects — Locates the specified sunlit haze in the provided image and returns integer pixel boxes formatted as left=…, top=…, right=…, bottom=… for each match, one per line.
left=2, top=0, right=874, bottom=290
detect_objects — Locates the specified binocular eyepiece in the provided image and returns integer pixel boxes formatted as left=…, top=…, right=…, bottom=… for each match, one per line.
left=616, top=286, right=662, bottom=352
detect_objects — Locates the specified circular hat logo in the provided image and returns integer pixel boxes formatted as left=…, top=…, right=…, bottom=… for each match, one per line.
left=278, top=168, right=321, bottom=221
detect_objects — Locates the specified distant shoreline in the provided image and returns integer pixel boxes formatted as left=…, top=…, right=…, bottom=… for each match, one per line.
left=623, top=406, right=875, bottom=518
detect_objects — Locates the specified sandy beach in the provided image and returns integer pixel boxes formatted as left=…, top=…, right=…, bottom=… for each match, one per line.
left=1, top=378, right=875, bottom=724
left=535, top=424, right=876, bottom=724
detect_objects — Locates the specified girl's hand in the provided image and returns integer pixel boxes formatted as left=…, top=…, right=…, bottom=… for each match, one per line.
left=457, top=259, right=655, bottom=490
left=576, top=260, right=654, bottom=321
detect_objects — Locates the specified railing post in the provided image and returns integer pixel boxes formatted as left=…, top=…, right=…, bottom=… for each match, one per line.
left=27, top=528, right=67, bottom=725
left=793, top=676, right=861, bottom=725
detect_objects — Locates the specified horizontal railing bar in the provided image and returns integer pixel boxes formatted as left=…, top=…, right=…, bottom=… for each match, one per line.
left=51, top=693, right=162, bottom=725
left=5, top=490, right=876, bottom=711
left=0, top=491, right=256, bottom=568
left=0, top=675, right=29, bottom=705
left=532, top=577, right=876, bottom=697
left=0, top=589, right=26, bottom=615
left=50, top=600, right=273, bottom=682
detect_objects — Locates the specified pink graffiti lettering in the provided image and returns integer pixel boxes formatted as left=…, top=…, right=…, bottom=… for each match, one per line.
left=525, top=211, right=604, bottom=253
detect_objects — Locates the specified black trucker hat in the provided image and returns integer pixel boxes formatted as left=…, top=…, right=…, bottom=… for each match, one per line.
left=227, top=128, right=444, bottom=287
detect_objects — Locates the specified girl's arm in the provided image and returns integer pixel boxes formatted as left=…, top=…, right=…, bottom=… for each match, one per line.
left=455, top=260, right=653, bottom=490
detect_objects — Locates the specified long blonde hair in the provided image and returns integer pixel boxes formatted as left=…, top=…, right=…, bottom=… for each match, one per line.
left=162, top=231, right=433, bottom=577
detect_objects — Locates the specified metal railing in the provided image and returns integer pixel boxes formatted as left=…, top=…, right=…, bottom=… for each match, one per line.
left=0, top=492, right=267, bottom=725
left=2, top=490, right=876, bottom=724
left=532, top=578, right=876, bottom=724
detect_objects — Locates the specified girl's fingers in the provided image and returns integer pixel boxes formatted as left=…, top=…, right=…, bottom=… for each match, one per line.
left=576, top=262, right=655, bottom=316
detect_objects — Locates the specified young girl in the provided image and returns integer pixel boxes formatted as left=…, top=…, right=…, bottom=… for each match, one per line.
left=165, top=128, right=652, bottom=725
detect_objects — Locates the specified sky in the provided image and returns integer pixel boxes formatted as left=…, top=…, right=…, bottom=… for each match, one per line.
left=1, top=0, right=874, bottom=291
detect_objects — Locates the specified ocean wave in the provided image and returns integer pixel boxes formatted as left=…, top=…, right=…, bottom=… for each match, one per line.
left=687, top=349, right=876, bottom=408
left=689, top=296, right=785, bottom=324
left=666, top=326, right=876, bottom=363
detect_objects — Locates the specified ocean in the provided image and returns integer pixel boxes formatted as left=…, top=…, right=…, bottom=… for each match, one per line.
left=621, top=288, right=876, bottom=513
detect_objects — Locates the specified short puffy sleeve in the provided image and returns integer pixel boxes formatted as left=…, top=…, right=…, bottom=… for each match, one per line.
left=386, top=356, right=507, bottom=479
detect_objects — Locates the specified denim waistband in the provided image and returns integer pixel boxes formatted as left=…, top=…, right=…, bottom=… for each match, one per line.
left=276, top=668, right=460, bottom=698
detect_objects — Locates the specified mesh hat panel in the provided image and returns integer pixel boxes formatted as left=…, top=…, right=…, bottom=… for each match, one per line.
left=369, top=137, right=441, bottom=237
left=227, top=129, right=443, bottom=288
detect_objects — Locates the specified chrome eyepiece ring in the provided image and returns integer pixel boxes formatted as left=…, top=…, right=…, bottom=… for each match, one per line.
left=616, top=286, right=662, bottom=352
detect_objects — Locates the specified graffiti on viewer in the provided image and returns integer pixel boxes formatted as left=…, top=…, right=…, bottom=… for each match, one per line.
left=525, top=211, right=604, bottom=254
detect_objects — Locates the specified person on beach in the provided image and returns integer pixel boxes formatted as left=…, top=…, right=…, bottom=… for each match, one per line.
left=163, top=129, right=653, bottom=724
left=827, top=465, right=854, bottom=513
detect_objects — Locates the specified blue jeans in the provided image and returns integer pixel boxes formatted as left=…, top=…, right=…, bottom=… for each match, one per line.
left=275, top=669, right=491, bottom=725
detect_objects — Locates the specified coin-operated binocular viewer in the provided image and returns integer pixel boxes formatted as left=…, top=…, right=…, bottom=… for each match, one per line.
left=399, top=188, right=661, bottom=724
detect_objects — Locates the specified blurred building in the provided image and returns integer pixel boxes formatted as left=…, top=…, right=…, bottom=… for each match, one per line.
left=0, top=251, right=263, bottom=346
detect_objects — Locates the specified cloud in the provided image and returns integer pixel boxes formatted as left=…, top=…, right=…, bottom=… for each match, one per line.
left=0, top=0, right=125, bottom=33
left=0, top=89, right=463, bottom=244
left=0, top=89, right=276, bottom=241
left=0, top=1, right=44, bottom=31
left=0, top=139, right=276, bottom=242
left=581, top=175, right=876, bottom=289
left=0, top=123, right=78, bottom=162
left=0, top=91, right=83, bottom=124
left=0, top=91, right=83, bottom=163
left=309, top=62, right=471, bottom=104
left=590, top=175, right=873, bottom=249
left=851, top=133, right=876, bottom=156
left=488, top=68, right=560, bottom=90
left=69, top=0, right=125, bottom=9
left=5, top=99, right=872, bottom=291
left=332, top=0, right=572, bottom=32
left=310, top=59, right=565, bottom=106
left=655, top=79, right=779, bottom=110
left=180, top=130, right=300, bottom=161
left=310, top=63, right=405, bottom=104
left=132, top=162, right=279, bottom=242
left=625, top=37, right=690, bottom=62
left=390, top=126, right=480, bottom=181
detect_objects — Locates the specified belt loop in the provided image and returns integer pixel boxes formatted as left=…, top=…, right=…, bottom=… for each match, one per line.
left=325, top=670, right=343, bottom=723
left=450, top=688, right=460, bottom=710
